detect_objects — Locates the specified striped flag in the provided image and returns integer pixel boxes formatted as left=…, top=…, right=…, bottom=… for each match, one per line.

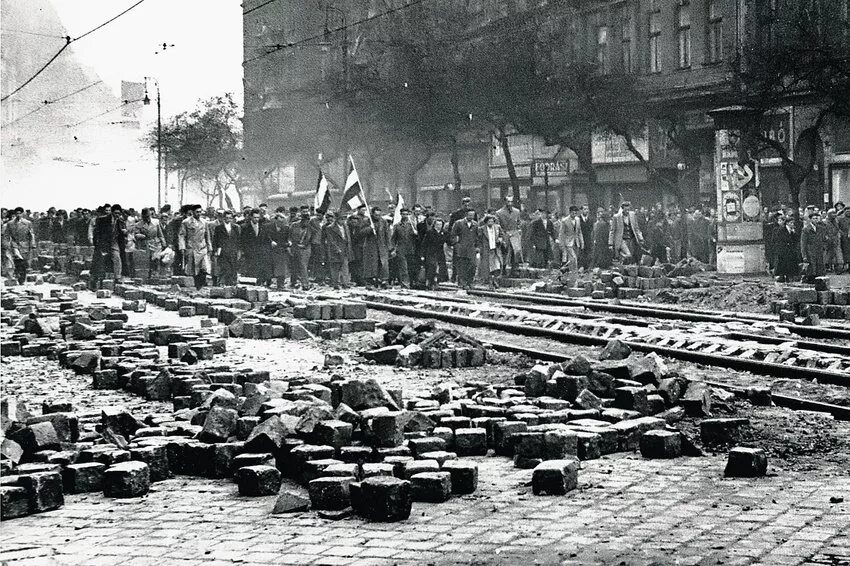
left=341, top=156, right=366, bottom=211
left=392, top=192, right=405, bottom=226
left=314, top=170, right=331, bottom=214
left=340, top=155, right=375, bottom=233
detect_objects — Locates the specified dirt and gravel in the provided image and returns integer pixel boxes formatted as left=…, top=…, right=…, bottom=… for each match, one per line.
left=647, top=280, right=786, bottom=314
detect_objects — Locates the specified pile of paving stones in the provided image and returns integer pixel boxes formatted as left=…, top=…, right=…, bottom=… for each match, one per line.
left=774, top=278, right=850, bottom=322
left=543, top=258, right=717, bottom=299
left=362, top=320, right=487, bottom=368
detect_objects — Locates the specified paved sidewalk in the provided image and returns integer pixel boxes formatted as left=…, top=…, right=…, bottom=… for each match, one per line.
left=1, top=453, right=848, bottom=566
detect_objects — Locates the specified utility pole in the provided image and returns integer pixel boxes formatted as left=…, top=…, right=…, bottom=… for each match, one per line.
left=143, top=77, right=162, bottom=210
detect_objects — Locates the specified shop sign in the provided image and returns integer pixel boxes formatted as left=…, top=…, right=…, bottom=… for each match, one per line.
left=591, top=129, right=649, bottom=164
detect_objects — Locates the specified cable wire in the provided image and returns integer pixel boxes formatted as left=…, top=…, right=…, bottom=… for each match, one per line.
left=1, top=81, right=103, bottom=128
left=1, top=0, right=147, bottom=102
left=66, top=98, right=144, bottom=128
left=1, top=28, right=67, bottom=39
left=244, top=0, right=432, bottom=64
left=243, top=0, right=278, bottom=16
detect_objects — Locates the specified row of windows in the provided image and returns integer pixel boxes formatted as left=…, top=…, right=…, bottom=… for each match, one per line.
left=590, top=0, right=724, bottom=75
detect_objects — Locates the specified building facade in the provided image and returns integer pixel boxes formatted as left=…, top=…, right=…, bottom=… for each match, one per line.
left=242, top=0, right=849, bottom=212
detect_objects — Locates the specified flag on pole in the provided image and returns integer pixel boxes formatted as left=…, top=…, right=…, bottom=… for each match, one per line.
left=314, top=170, right=331, bottom=214
left=341, top=156, right=367, bottom=211
left=341, top=155, right=375, bottom=233
left=392, top=192, right=405, bottom=226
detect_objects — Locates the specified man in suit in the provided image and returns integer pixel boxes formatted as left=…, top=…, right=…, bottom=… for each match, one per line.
left=801, top=210, right=826, bottom=282
left=609, top=201, right=645, bottom=264
left=528, top=209, right=555, bottom=268
left=579, top=204, right=594, bottom=269
left=451, top=209, right=480, bottom=290
left=449, top=197, right=477, bottom=282
left=322, top=210, right=352, bottom=289
left=4, top=207, right=36, bottom=284
left=91, top=204, right=127, bottom=288
left=240, top=208, right=274, bottom=285
left=391, top=208, right=419, bottom=288
left=288, top=207, right=314, bottom=290
left=360, top=207, right=391, bottom=288
left=558, top=205, right=584, bottom=280
left=347, top=206, right=368, bottom=285
left=179, top=204, right=212, bottom=290
left=214, top=210, right=242, bottom=286
left=495, top=196, right=522, bottom=275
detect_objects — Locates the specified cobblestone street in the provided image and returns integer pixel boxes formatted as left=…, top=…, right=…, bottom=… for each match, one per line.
left=2, top=284, right=849, bottom=566
left=2, top=447, right=849, bottom=566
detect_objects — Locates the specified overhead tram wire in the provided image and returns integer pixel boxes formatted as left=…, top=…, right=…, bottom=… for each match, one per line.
left=242, top=0, right=279, bottom=16
left=1, top=81, right=103, bottom=128
left=66, top=98, right=144, bottom=129
left=243, top=0, right=432, bottom=65
left=1, top=28, right=68, bottom=39
left=1, top=0, right=147, bottom=103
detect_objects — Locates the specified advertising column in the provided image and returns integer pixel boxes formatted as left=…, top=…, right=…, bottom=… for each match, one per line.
left=711, top=108, right=765, bottom=274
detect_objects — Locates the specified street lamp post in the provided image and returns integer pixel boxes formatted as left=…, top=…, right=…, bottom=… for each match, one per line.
left=143, top=77, right=162, bottom=210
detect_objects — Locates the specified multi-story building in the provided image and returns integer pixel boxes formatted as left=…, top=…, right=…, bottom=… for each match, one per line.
left=242, top=0, right=850, bottom=212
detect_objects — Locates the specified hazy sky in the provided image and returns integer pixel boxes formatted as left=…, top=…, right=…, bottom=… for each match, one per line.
left=52, top=0, right=244, bottom=118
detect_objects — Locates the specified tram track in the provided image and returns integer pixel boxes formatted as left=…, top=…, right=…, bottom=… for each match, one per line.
left=353, top=291, right=850, bottom=388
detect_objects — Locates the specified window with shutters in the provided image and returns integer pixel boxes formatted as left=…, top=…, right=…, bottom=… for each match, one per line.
left=677, top=0, right=691, bottom=68
left=649, top=0, right=661, bottom=73
left=707, top=0, right=722, bottom=62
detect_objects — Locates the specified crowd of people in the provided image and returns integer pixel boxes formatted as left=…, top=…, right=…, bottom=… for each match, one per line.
left=2, top=197, right=848, bottom=289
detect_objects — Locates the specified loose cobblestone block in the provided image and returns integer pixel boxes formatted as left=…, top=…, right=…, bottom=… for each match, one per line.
left=62, top=462, right=105, bottom=493
left=575, top=389, right=603, bottom=411
left=383, top=455, right=414, bottom=478
left=524, top=365, right=549, bottom=397
left=199, top=407, right=238, bottom=444
left=682, top=382, right=712, bottom=417
left=313, top=420, right=353, bottom=449
left=232, top=452, right=274, bottom=474
left=411, top=471, right=451, bottom=503
left=453, top=428, right=487, bottom=456
left=441, top=460, right=478, bottom=494
left=235, top=464, right=281, bottom=496
left=178, top=306, right=196, bottom=317
left=1, top=486, right=30, bottom=520
left=10, top=421, right=60, bottom=454
left=308, top=477, right=353, bottom=510
left=614, top=387, right=650, bottom=415
left=418, top=450, right=457, bottom=467
left=431, top=426, right=454, bottom=450
left=700, top=417, right=750, bottom=446
left=101, top=406, right=142, bottom=439
left=543, top=429, right=578, bottom=459
left=600, top=339, right=631, bottom=361
left=575, top=431, right=602, bottom=460
left=725, top=447, right=768, bottom=477
left=408, top=436, right=446, bottom=456
left=532, top=459, right=579, bottom=495
left=130, top=445, right=171, bottom=482
left=611, top=416, right=665, bottom=451
left=244, top=415, right=291, bottom=453
left=353, top=476, right=412, bottom=521
left=103, top=461, right=150, bottom=498
left=18, top=471, right=64, bottom=512
left=640, top=429, right=682, bottom=459
left=402, top=459, right=440, bottom=480
left=361, top=463, right=395, bottom=478
left=494, top=421, right=527, bottom=456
